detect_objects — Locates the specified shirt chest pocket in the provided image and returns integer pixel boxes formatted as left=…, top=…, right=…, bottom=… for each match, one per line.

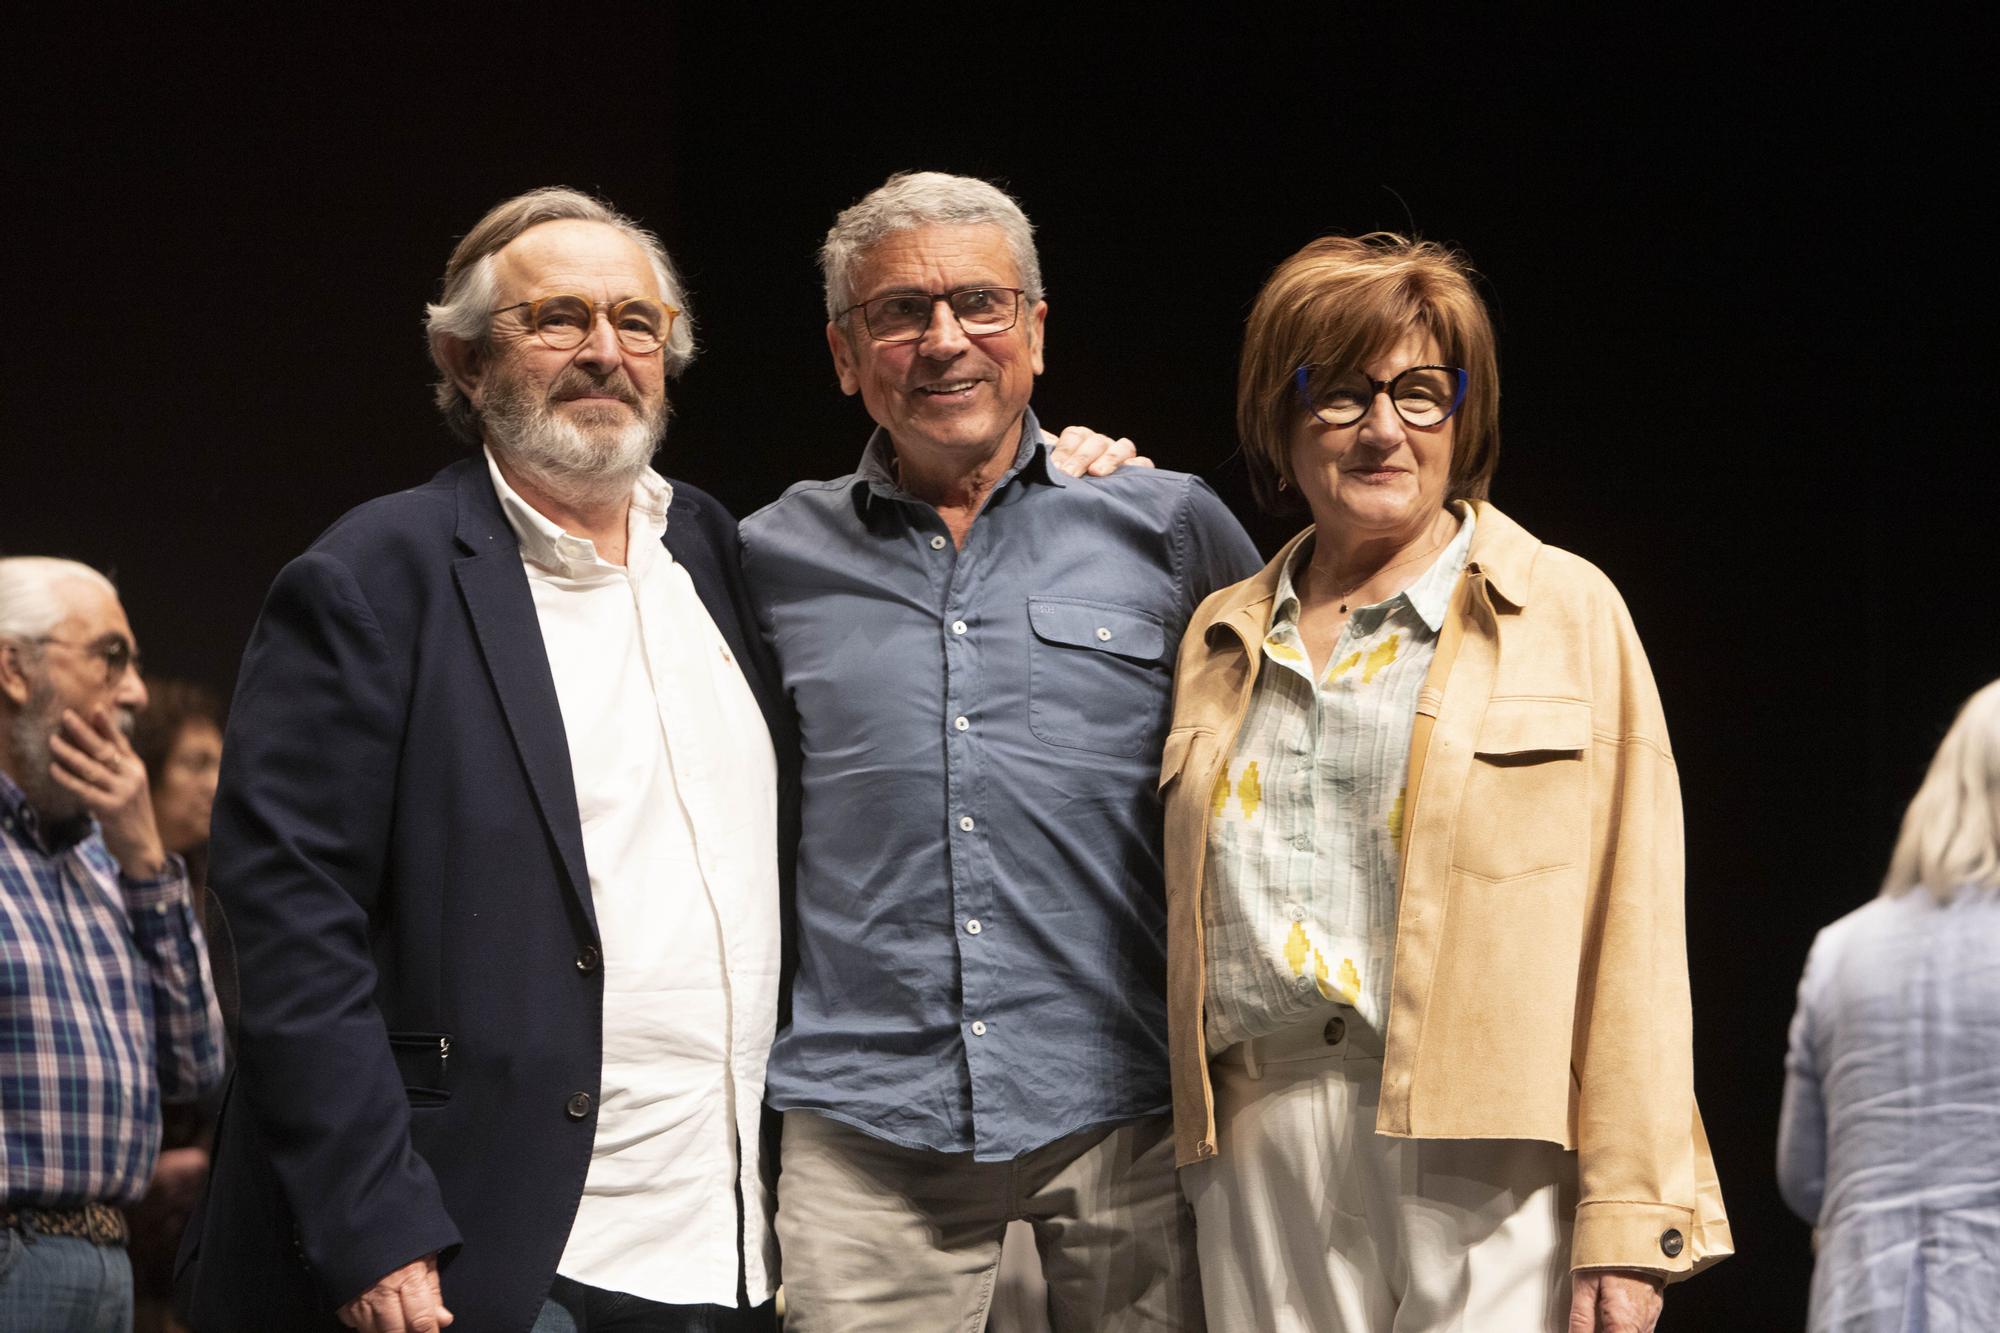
left=1451, top=697, right=1591, bottom=884
left=1028, top=596, right=1172, bottom=757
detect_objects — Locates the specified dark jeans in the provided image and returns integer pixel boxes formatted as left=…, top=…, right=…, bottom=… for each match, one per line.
left=532, top=1275, right=777, bottom=1333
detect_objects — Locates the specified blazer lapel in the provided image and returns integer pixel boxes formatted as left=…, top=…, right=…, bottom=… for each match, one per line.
left=450, top=466, right=597, bottom=938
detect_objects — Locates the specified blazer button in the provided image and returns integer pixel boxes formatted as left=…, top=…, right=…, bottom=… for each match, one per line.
left=575, top=946, right=601, bottom=974
left=1323, top=1016, right=1346, bottom=1046
left=566, top=1092, right=594, bottom=1120
left=1659, top=1228, right=1685, bottom=1258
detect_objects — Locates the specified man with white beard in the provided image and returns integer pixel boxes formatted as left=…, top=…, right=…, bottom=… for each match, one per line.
left=181, top=188, right=1136, bottom=1333
left=180, top=189, right=793, bottom=1333
left=1, top=558, right=225, bottom=1331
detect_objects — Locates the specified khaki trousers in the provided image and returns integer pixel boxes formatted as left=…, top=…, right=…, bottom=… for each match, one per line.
left=1181, top=1014, right=1575, bottom=1333
left=775, top=1110, right=1202, bottom=1333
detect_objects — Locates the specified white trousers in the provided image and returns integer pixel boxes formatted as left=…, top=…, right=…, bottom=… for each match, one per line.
left=1181, top=1013, right=1576, bottom=1332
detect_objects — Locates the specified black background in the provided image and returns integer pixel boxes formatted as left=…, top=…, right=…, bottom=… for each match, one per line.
left=7, top=11, right=1989, bottom=1328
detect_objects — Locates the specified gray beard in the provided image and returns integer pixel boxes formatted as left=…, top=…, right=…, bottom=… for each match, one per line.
left=7, top=681, right=85, bottom=823
left=482, top=366, right=668, bottom=510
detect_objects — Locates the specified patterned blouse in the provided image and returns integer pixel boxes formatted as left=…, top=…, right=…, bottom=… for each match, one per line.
left=1203, top=506, right=1474, bottom=1051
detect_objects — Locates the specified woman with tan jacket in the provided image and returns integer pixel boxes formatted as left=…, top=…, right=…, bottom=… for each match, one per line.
left=1161, top=235, right=1729, bottom=1332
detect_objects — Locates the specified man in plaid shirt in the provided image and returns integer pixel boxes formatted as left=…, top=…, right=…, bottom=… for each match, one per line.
left=0, top=557, right=226, bottom=1331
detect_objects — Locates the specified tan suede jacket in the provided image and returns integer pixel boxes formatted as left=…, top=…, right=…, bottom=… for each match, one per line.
left=1160, top=501, right=1732, bottom=1279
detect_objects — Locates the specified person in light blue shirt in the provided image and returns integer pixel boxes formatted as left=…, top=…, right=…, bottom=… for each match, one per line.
left=742, top=171, right=1259, bottom=1332
left=1779, top=677, right=2000, bottom=1331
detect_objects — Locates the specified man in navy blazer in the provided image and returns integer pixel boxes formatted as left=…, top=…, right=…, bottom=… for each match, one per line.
left=181, top=189, right=794, bottom=1332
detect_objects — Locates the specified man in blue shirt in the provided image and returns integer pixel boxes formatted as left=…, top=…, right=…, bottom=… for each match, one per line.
left=742, top=172, right=1261, bottom=1331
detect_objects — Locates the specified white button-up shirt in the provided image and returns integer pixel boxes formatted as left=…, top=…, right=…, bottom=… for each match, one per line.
left=486, top=450, right=779, bottom=1306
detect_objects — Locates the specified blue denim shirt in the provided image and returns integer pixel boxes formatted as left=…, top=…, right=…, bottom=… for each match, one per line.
left=743, top=411, right=1261, bottom=1160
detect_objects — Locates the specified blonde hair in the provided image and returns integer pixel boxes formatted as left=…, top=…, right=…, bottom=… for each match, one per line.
left=1882, top=679, right=2000, bottom=902
left=1236, top=233, right=1500, bottom=515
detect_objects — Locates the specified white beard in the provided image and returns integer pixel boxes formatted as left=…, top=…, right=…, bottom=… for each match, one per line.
left=481, top=362, right=668, bottom=509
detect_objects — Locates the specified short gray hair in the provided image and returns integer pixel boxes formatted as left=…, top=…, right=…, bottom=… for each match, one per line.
left=424, top=187, right=697, bottom=445
left=1883, top=678, right=2000, bottom=902
left=0, top=557, right=117, bottom=645
left=820, top=172, right=1044, bottom=323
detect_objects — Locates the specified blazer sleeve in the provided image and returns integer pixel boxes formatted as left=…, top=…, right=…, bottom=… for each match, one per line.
left=209, top=548, right=462, bottom=1306
left=1568, top=576, right=1733, bottom=1279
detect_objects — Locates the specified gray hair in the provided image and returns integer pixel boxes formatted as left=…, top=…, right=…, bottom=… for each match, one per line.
left=1882, top=678, right=2000, bottom=903
left=820, top=172, right=1044, bottom=323
left=0, top=557, right=117, bottom=645
left=424, top=187, right=697, bottom=445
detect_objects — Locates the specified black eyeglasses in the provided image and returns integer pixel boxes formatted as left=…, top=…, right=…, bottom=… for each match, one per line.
left=1293, top=363, right=1468, bottom=428
left=492, top=294, right=680, bottom=355
left=34, top=634, right=142, bottom=681
left=842, top=287, right=1024, bottom=343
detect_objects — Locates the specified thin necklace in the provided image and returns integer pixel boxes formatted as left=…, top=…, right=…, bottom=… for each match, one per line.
left=1317, top=523, right=1454, bottom=614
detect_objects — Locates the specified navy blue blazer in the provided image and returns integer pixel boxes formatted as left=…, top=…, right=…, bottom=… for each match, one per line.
left=179, top=458, right=793, bottom=1332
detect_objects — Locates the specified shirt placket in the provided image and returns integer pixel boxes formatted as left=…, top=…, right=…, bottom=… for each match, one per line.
left=930, top=507, right=998, bottom=1144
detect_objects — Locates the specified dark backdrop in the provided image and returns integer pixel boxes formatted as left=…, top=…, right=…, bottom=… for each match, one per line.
left=7, top=12, right=1988, bottom=1329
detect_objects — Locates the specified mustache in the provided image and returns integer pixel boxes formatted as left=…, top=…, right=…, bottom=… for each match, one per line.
left=549, top=366, right=639, bottom=405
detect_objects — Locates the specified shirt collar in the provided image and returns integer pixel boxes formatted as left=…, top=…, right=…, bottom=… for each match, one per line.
left=0, top=765, right=91, bottom=855
left=851, top=408, right=1058, bottom=509
left=1271, top=503, right=1477, bottom=637
left=483, top=446, right=673, bottom=578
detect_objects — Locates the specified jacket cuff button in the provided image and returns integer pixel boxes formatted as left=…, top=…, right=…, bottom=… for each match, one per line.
left=1659, top=1228, right=1685, bottom=1258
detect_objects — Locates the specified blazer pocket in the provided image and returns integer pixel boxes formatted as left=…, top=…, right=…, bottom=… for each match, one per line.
left=1028, top=596, right=1172, bottom=757
left=387, top=1030, right=453, bottom=1107
left=1454, top=698, right=1591, bottom=883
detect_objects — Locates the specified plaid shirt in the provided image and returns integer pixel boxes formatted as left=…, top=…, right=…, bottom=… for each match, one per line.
left=0, top=768, right=225, bottom=1206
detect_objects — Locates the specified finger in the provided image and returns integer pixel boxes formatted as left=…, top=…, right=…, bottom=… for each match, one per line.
left=423, top=1264, right=454, bottom=1328
left=57, top=711, right=133, bottom=777
left=1084, top=436, right=1134, bottom=476
left=336, top=1303, right=364, bottom=1330
left=369, top=1294, right=407, bottom=1333
left=1567, top=1274, right=1596, bottom=1333
left=47, top=730, right=125, bottom=790
left=398, top=1285, right=443, bottom=1333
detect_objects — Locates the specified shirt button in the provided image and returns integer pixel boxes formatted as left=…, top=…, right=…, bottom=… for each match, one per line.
left=959, top=816, right=976, bottom=832
left=929, top=535, right=947, bottom=550
left=1292, top=833, right=1312, bottom=851
left=1294, top=974, right=1315, bottom=992
left=1095, top=626, right=1112, bottom=641
left=954, top=715, right=970, bottom=732
left=970, top=1020, right=988, bottom=1036
left=1286, top=903, right=1305, bottom=922
left=965, top=919, right=982, bottom=934
left=566, top=1092, right=594, bottom=1120
left=951, top=620, right=968, bottom=635
left=1660, top=1229, right=1685, bottom=1258
left=575, top=946, right=601, bottom=974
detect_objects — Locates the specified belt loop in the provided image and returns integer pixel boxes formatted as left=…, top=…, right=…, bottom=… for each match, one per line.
left=1242, top=1036, right=1263, bottom=1081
